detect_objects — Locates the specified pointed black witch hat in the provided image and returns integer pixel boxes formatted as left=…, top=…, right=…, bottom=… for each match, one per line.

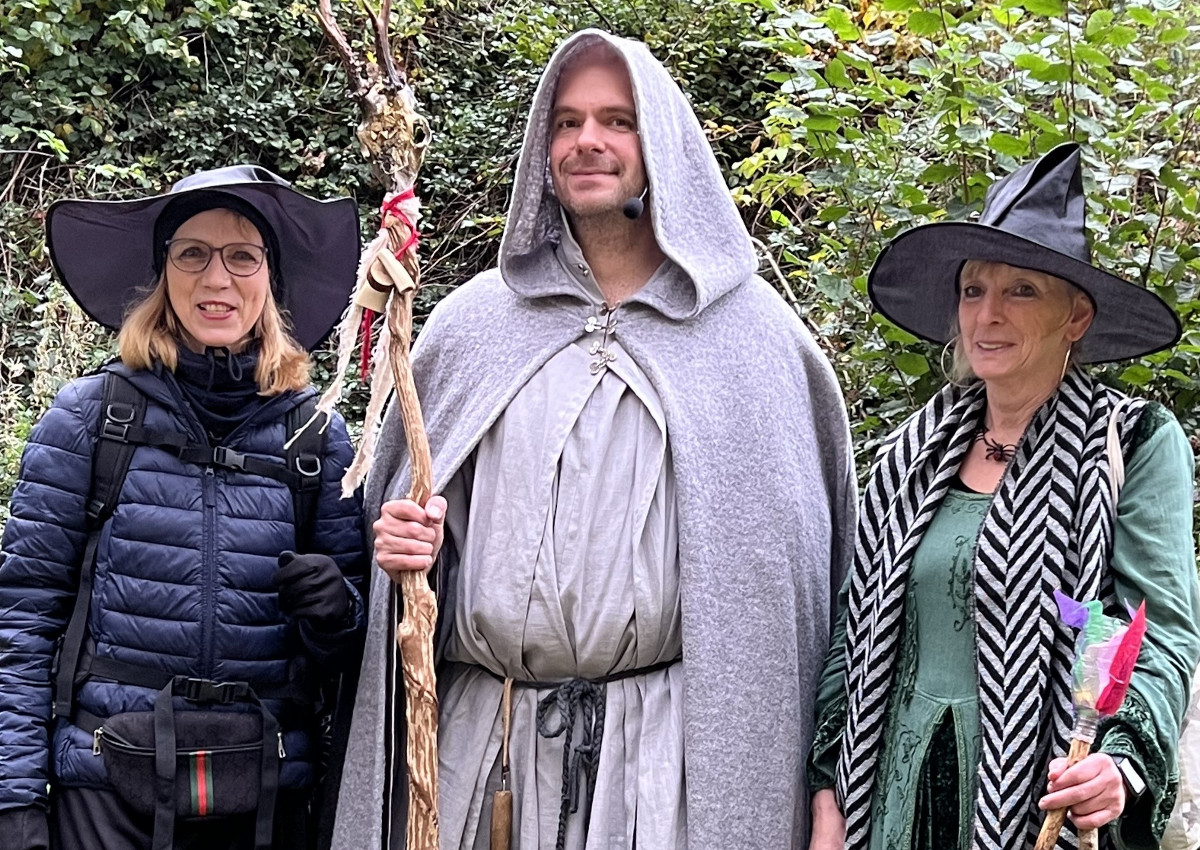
left=867, top=143, right=1180, bottom=363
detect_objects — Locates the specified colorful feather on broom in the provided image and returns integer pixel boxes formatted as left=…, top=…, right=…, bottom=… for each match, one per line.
left=1034, top=591, right=1147, bottom=850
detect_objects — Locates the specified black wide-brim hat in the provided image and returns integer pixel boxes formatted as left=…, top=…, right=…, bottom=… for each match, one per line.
left=867, top=143, right=1180, bottom=364
left=46, top=165, right=360, bottom=351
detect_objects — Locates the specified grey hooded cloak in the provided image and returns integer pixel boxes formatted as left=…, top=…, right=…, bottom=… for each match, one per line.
left=330, top=29, right=855, bottom=850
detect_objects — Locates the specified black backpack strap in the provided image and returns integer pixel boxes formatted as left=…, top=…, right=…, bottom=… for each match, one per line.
left=285, top=397, right=325, bottom=553
left=86, top=374, right=146, bottom=527
left=54, top=374, right=145, bottom=719
left=56, top=382, right=327, bottom=721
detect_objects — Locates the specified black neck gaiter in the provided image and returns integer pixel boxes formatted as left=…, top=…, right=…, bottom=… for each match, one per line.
left=173, top=343, right=269, bottom=441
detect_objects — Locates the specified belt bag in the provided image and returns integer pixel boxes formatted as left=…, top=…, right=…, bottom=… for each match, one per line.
left=96, top=677, right=281, bottom=850
left=101, top=709, right=265, bottom=816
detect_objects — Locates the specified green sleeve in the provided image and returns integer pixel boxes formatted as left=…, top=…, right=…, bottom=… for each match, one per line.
left=807, top=570, right=851, bottom=792
left=1097, top=409, right=1200, bottom=850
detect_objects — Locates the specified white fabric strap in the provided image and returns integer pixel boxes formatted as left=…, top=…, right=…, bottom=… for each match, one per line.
left=1107, top=397, right=1132, bottom=504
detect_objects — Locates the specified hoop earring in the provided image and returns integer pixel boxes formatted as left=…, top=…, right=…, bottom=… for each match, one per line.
left=940, top=337, right=970, bottom=388
left=1059, top=344, right=1073, bottom=384
left=1060, top=345, right=1080, bottom=384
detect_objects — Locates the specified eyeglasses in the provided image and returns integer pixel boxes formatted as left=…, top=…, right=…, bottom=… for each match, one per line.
left=165, top=238, right=266, bottom=277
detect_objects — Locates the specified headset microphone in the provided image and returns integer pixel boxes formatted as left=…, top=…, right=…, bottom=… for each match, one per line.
left=621, top=187, right=649, bottom=220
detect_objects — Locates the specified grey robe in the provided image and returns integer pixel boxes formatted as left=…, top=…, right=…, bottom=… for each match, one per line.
left=438, top=331, right=684, bottom=850
left=332, top=28, right=856, bottom=850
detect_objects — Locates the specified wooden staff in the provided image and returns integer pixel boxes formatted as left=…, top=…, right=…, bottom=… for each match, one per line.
left=313, top=1, right=438, bottom=846
left=1035, top=736, right=1092, bottom=850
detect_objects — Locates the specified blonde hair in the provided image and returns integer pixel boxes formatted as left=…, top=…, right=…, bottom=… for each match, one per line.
left=117, top=275, right=310, bottom=395
left=945, top=332, right=976, bottom=385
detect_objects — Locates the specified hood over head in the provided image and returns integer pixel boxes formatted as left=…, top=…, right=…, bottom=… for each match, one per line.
left=499, top=29, right=756, bottom=318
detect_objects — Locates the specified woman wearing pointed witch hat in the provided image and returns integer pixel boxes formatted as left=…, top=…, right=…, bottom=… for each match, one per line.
left=807, top=143, right=1200, bottom=850
left=0, top=166, right=367, bottom=849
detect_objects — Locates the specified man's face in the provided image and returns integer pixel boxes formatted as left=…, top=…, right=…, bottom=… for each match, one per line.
left=549, top=53, right=646, bottom=221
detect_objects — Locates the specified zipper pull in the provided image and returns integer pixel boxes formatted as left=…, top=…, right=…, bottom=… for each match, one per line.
left=92, top=728, right=103, bottom=756
left=203, top=466, right=217, bottom=508
left=278, top=731, right=286, bottom=759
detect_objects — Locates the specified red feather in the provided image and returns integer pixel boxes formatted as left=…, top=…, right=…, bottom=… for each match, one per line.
left=1095, top=601, right=1147, bottom=716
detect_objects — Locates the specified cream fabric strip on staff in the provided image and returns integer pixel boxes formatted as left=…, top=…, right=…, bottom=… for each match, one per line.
left=438, top=337, right=685, bottom=850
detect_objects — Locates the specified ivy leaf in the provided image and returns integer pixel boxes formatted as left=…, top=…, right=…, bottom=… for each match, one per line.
left=1022, top=0, right=1065, bottom=16
left=1085, top=9, right=1114, bottom=38
left=894, top=353, right=930, bottom=377
left=920, top=163, right=961, bottom=183
left=1103, top=25, right=1139, bottom=47
left=838, top=48, right=874, bottom=72
left=821, top=7, right=861, bottom=41
left=1073, top=44, right=1112, bottom=68
left=819, top=204, right=851, bottom=222
left=824, top=57, right=853, bottom=88
left=1119, top=364, right=1154, bottom=387
left=1158, top=26, right=1189, bottom=44
left=1125, top=8, right=1158, bottom=26
left=988, top=132, right=1028, bottom=157
left=883, top=327, right=921, bottom=345
left=805, top=115, right=842, bottom=132
left=814, top=273, right=853, bottom=303
left=1160, top=166, right=1187, bottom=196
left=906, top=11, right=945, bottom=36
left=1014, top=53, right=1070, bottom=82
left=1146, top=80, right=1176, bottom=101
left=1013, top=53, right=1050, bottom=73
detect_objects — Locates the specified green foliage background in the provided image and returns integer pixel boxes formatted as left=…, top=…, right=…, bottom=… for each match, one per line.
left=1, top=0, right=1198, bottom=533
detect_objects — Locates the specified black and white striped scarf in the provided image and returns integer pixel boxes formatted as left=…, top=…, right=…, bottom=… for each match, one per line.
left=835, top=368, right=1144, bottom=850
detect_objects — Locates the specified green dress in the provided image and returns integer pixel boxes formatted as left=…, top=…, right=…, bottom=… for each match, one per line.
left=870, top=486, right=988, bottom=850
left=809, top=408, right=1200, bottom=850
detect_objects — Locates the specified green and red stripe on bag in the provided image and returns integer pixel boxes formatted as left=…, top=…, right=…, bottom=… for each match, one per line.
left=98, top=709, right=269, bottom=817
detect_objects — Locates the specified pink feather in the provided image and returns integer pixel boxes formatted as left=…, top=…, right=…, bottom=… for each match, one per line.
left=1095, top=601, right=1147, bottom=716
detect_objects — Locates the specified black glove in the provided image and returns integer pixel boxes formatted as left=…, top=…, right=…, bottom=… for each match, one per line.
left=273, top=551, right=351, bottom=629
left=0, top=806, right=50, bottom=850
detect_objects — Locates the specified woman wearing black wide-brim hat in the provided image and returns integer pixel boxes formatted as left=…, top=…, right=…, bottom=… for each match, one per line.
left=807, top=144, right=1200, bottom=850
left=0, top=166, right=368, bottom=849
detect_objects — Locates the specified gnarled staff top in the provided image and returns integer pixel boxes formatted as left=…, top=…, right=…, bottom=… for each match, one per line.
left=317, top=0, right=430, bottom=192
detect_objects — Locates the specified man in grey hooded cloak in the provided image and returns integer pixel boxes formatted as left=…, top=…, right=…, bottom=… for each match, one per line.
left=330, top=29, right=855, bottom=850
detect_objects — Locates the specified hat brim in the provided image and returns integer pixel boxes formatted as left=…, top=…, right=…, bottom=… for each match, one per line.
left=867, top=222, right=1181, bottom=364
left=47, top=181, right=360, bottom=351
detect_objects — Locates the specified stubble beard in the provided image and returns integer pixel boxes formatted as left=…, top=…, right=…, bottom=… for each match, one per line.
left=563, top=198, right=640, bottom=250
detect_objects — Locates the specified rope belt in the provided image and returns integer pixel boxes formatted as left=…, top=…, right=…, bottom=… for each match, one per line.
left=482, top=657, right=680, bottom=850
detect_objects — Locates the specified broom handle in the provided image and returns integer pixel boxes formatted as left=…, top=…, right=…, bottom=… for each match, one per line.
left=1034, top=737, right=1093, bottom=850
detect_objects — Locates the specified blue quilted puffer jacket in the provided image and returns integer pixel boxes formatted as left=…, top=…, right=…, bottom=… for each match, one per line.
left=0, top=361, right=367, bottom=813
